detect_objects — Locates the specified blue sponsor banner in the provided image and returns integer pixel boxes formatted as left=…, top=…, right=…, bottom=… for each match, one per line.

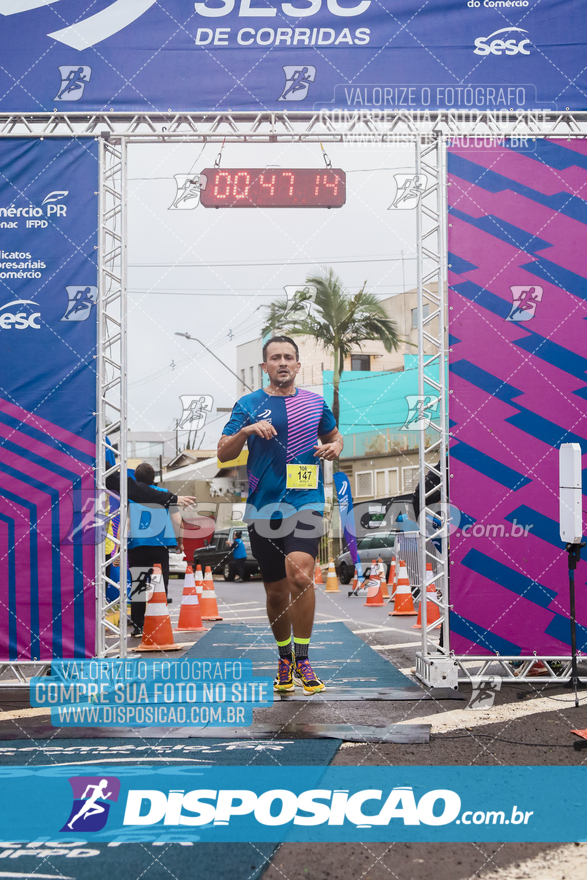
left=0, top=1, right=585, bottom=112
left=333, top=471, right=362, bottom=580
left=0, top=766, right=586, bottom=842
left=0, top=138, right=98, bottom=660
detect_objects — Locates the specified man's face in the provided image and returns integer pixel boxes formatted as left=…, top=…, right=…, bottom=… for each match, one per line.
left=263, top=342, right=300, bottom=387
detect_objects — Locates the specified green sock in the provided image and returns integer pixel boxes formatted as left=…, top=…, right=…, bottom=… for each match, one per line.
left=294, top=637, right=310, bottom=661
left=276, top=637, right=292, bottom=659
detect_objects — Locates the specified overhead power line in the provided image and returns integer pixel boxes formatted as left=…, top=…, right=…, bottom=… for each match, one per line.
left=129, top=255, right=417, bottom=269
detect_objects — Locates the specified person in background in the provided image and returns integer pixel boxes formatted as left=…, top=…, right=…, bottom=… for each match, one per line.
left=127, top=462, right=184, bottom=637
left=229, top=530, right=247, bottom=581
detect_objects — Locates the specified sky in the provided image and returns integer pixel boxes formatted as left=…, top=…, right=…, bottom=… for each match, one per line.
left=127, top=139, right=420, bottom=447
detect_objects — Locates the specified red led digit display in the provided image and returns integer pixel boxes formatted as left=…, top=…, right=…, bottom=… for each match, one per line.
left=199, top=168, right=346, bottom=208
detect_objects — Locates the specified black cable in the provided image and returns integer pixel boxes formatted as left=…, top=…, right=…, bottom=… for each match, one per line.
left=434, top=733, right=575, bottom=748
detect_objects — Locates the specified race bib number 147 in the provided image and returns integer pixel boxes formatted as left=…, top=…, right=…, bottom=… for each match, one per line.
left=286, top=464, right=318, bottom=489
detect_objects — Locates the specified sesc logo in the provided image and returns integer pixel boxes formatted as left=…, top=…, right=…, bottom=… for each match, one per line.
left=0, top=300, right=41, bottom=330
left=474, top=27, right=531, bottom=56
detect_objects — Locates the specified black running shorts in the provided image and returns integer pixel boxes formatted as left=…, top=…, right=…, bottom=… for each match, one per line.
left=248, top=510, right=324, bottom=584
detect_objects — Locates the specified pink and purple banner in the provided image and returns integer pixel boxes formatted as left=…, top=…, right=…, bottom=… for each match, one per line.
left=0, top=138, right=98, bottom=660
left=448, top=138, right=587, bottom=656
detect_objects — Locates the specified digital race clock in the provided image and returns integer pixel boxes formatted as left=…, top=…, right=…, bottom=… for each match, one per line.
left=199, top=168, right=346, bottom=208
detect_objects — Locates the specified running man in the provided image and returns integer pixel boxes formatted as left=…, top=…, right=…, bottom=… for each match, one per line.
left=67, top=779, right=112, bottom=829
left=218, top=336, right=343, bottom=694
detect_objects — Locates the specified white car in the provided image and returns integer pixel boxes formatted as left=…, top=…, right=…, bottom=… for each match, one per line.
left=168, top=550, right=188, bottom=577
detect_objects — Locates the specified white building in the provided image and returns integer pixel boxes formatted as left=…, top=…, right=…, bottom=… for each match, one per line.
left=234, top=285, right=440, bottom=398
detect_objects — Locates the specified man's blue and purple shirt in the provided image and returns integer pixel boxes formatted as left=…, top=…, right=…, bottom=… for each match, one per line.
left=222, top=387, right=336, bottom=521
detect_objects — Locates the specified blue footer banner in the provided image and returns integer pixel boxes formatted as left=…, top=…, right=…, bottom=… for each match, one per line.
left=1, top=765, right=586, bottom=842
left=0, top=137, right=99, bottom=661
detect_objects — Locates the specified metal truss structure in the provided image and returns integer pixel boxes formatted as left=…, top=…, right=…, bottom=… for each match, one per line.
left=0, top=109, right=587, bottom=140
left=412, top=136, right=453, bottom=690
left=1, top=110, right=586, bottom=683
left=95, top=137, right=128, bottom=658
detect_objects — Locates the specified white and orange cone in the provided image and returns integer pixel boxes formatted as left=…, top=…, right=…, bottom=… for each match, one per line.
left=389, top=560, right=416, bottom=616
left=413, top=562, right=441, bottom=629
left=348, top=565, right=367, bottom=597
left=378, top=558, right=390, bottom=600
left=364, top=562, right=385, bottom=607
left=135, top=564, right=182, bottom=652
left=325, top=558, right=339, bottom=593
left=194, top=564, right=204, bottom=597
left=314, top=561, right=324, bottom=586
left=200, top=566, right=222, bottom=621
left=388, top=556, right=398, bottom=599
left=175, top=565, right=209, bottom=633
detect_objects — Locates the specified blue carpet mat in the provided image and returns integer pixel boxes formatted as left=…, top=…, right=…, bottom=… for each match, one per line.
left=0, top=738, right=340, bottom=880
left=187, top=621, right=416, bottom=689
left=10, top=841, right=278, bottom=880
left=0, top=736, right=339, bottom=766
left=0, top=839, right=278, bottom=880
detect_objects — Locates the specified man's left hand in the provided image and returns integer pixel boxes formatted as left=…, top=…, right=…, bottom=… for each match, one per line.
left=313, top=440, right=342, bottom=461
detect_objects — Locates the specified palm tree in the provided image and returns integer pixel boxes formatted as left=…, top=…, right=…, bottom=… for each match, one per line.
left=262, top=268, right=401, bottom=426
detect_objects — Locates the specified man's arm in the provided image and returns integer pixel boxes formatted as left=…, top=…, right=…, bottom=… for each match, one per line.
left=217, top=420, right=277, bottom=463
left=106, top=473, right=194, bottom=508
left=170, top=509, right=183, bottom=552
left=314, top=427, right=344, bottom=462
left=106, top=472, right=176, bottom=507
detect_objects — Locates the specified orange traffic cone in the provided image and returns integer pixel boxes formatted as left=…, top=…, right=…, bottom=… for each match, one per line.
left=378, top=558, right=390, bottom=600
left=325, top=558, right=339, bottom=593
left=348, top=565, right=363, bottom=597
left=388, top=556, right=397, bottom=598
left=390, top=560, right=416, bottom=616
left=364, top=563, right=385, bottom=607
left=200, top=566, right=222, bottom=621
left=314, top=561, right=324, bottom=586
left=413, top=562, right=441, bottom=629
left=175, top=565, right=209, bottom=633
left=135, top=564, right=182, bottom=652
left=194, top=564, right=204, bottom=597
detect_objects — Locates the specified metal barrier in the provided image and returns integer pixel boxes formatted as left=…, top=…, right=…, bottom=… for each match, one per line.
left=395, top=530, right=422, bottom=601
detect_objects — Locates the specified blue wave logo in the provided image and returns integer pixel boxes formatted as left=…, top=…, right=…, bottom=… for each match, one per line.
left=0, top=0, right=157, bottom=49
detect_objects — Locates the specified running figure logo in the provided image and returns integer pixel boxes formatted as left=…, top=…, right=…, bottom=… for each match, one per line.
left=389, top=174, right=428, bottom=210
left=169, top=174, right=201, bottom=210
left=506, top=285, right=543, bottom=322
left=61, top=776, right=120, bottom=832
left=402, top=394, right=439, bottom=431
left=282, top=285, right=317, bottom=319
left=467, top=676, right=502, bottom=710
left=54, top=66, right=92, bottom=101
left=178, top=394, right=214, bottom=431
left=60, top=286, right=98, bottom=322
left=278, top=66, right=316, bottom=102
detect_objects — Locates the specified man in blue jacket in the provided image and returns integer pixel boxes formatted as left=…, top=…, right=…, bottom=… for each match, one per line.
left=229, top=530, right=247, bottom=581
left=128, top=462, right=182, bottom=636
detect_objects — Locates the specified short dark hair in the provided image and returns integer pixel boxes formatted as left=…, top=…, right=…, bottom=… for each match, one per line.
left=234, top=530, right=242, bottom=538
left=135, top=462, right=155, bottom=485
left=262, top=335, right=299, bottom=362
